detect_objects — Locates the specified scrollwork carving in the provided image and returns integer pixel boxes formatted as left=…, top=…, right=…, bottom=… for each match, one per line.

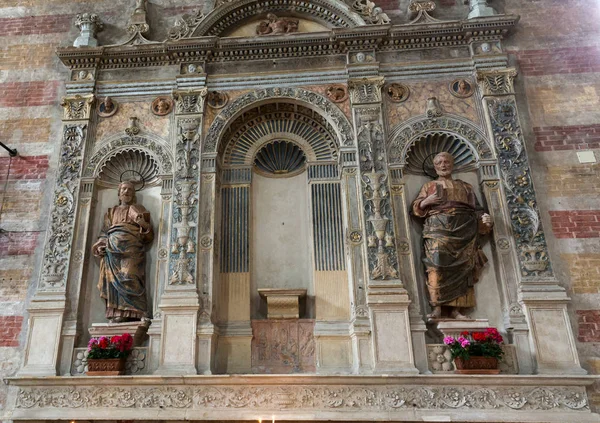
left=488, top=98, right=552, bottom=277
left=40, top=125, right=87, bottom=289
left=167, top=9, right=205, bottom=41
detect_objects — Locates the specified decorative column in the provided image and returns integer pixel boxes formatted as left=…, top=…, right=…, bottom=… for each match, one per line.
left=308, top=163, right=352, bottom=373
left=477, top=68, right=586, bottom=375
left=19, top=95, right=94, bottom=376
left=348, top=77, right=418, bottom=374
left=155, top=88, right=207, bottom=375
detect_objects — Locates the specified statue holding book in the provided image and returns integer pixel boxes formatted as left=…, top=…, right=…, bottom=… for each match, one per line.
left=411, top=152, right=493, bottom=321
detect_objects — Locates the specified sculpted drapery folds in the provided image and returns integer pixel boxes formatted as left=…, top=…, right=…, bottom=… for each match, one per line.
left=92, top=181, right=153, bottom=322
left=411, top=152, right=492, bottom=320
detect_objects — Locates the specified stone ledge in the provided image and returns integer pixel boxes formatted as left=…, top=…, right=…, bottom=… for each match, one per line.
left=5, top=375, right=600, bottom=422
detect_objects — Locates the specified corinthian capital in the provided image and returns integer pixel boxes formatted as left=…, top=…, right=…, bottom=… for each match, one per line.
left=476, top=68, right=518, bottom=96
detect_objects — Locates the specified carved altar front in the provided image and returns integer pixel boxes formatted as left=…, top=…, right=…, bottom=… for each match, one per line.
left=6, top=0, right=600, bottom=422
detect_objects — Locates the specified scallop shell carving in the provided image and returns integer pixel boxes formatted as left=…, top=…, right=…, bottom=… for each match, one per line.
left=98, top=149, right=159, bottom=188
left=405, top=132, right=476, bottom=177
left=254, top=140, right=306, bottom=177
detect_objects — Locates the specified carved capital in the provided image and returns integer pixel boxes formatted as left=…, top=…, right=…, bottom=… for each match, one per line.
left=477, top=68, right=518, bottom=96
left=348, top=77, right=385, bottom=105
left=61, top=95, right=94, bottom=121
left=174, top=89, right=208, bottom=115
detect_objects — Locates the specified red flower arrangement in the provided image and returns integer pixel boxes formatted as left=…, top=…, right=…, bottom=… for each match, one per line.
left=443, top=327, right=504, bottom=360
left=87, top=333, right=134, bottom=359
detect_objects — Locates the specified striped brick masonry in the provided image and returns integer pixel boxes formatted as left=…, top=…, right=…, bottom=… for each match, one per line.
left=549, top=210, right=600, bottom=239
left=534, top=124, right=600, bottom=151
left=577, top=310, right=600, bottom=343
left=514, top=47, right=600, bottom=76
left=0, top=316, right=24, bottom=347
left=0, top=81, right=60, bottom=108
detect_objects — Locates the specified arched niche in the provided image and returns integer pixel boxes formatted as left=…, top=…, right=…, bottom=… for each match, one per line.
left=188, top=0, right=368, bottom=38
left=387, top=114, right=509, bottom=337
left=78, top=134, right=173, bottom=345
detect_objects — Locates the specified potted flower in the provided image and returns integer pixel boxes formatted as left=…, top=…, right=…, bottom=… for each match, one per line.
left=86, top=333, right=133, bottom=376
left=443, top=327, right=504, bottom=374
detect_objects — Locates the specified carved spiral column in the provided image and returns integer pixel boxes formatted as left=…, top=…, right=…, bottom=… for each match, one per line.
left=477, top=69, right=585, bottom=375
left=348, top=77, right=418, bottom=374
left=156, top=88, right=207, bottom=375
left=19, top=95, right=94, bottom=376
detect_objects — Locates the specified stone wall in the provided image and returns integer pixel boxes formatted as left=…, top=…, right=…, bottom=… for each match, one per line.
left=0, top=0, right=599, bottom=417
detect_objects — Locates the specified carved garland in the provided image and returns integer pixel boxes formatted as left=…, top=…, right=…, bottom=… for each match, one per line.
left=204, top=87, right=354, bottom=154
left=16, top=384, right=589, bottom=411
left=39, top=125, right=87, bottom=289
left=387, top=115, right=493, bottom=166
left=488, top=98, right=553, bottom=278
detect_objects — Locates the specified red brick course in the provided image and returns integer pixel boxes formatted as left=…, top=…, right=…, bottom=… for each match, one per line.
left=0, top=316, right=24, bottom=347
left=514, top=47, right=600, bottom=76
left=0, top=81, right=60, bottom=108
left=0, top=232, right=40, bottom=256
left=0, top=155, right=49, bottom=181
left=577, top=310, right=600, bottom=343
left=534, top=124, right=600, bottom=152
left=549, top=211, right=600, bottom=239
left=0, top=14, right=71, bottom=36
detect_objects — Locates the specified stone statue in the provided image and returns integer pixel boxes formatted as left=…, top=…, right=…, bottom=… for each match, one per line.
left=256, top=13, right=299, bottom=35
left=411, top=152, right=492, bottom=321
left=92, top=181, right=153, bottom=322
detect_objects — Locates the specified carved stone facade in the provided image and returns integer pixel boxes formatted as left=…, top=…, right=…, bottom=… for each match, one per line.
left=5, top=0, right=598, bottom=421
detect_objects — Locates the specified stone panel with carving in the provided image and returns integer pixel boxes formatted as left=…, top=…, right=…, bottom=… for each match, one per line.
left=251, top=320, right=315, bottom=374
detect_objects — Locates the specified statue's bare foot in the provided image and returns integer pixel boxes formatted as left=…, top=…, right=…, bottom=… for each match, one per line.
left=110, top=317, right=127, bottom=323
left=427, top=306, right=442, bottom=321
left=450, top=309, right=469, bottom=320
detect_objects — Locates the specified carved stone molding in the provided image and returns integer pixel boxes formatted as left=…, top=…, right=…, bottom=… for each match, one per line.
left=477, top=68, right=517, bottom=96
left=487, top=98, right=553, bottom=278
left=39, top=124, right=87, bottom=290
left=205, top=87, right=354, bottom=152
left=387, top=115, right=493, bottom=166
left=348, top=77, right=385, bottom=104
left=61, top=95, right=94, bottom=121
left=352, top=0, right=391, bottom=24
left=13, top=379, right=591, bottom=413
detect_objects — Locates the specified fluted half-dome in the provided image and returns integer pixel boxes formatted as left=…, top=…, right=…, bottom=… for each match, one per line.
left=254, top=140, right=306, bottom=177
left=98, top=149, right=159, bottom=188
left=405, top=132, right=476, bottom=178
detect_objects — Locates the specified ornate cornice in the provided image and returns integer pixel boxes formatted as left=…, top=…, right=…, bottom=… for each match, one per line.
left=56, top=15, right=518, bottom=70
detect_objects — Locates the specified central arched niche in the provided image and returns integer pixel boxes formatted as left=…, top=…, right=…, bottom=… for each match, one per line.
left=192, top=0, right=367, bottom=38
left=215, top=99, right=350, bottom=373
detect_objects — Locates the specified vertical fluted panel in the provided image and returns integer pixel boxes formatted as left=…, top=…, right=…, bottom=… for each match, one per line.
left=220, top=186, right=249, bottom=273
left=311, top=183, right=345, bottom=271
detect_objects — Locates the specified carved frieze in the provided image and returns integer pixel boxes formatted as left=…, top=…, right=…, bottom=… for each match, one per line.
left=205, top=88, right=354, bottom=152
left=61, top=95, right=94, bottom=121
left=487, top=98, right=553, bottom=278
left=167, top=9, right=205, bottom=41
left=16, top=383, right=589, bottom=412
left=39, top=125, right=87, bottom=290
left=477, top=68, right=517, bottom=96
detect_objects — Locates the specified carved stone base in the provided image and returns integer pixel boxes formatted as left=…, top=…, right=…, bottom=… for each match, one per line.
left=434, top=318, right=489, bottom=338
left=89, top=320, right=150, bottom=347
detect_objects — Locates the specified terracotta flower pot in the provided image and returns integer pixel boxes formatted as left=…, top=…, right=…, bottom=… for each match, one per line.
left=87, top=357, right=126, bottom=376
left=454, top=356, right=500, bottom=374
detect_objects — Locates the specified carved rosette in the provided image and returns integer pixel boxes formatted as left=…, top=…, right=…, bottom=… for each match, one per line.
left=61, top=95, right=94, bottom=121
left=40, top=124, right=87, bottom=289
left=169, top=89, right=207, bottom=285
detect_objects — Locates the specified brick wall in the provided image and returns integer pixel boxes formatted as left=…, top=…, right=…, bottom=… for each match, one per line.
left=0, top=316, right=24, bottom=347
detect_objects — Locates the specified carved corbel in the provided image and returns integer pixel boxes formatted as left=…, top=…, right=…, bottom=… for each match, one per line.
left=174, top=89, right=208, bottom=115
left=61, top=95, right=95, bottom=121
left=348, top=77, right=385, bottom=104
left=476, top=68, right=518, bottom=96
